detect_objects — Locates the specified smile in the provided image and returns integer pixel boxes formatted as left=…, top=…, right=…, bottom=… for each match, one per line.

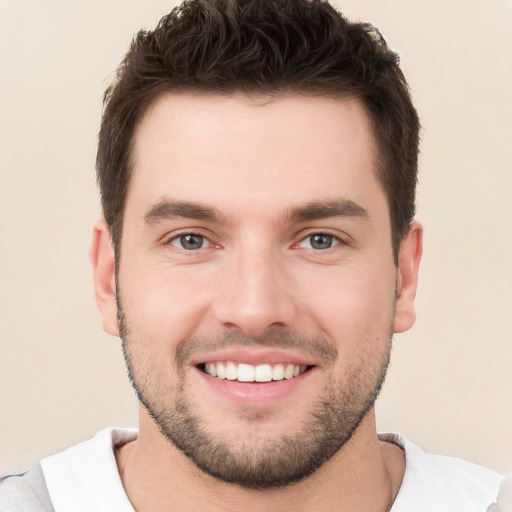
left=201, top=362, right=311, bottom=382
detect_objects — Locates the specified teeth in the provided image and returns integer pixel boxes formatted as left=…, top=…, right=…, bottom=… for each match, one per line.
left=226, top=362, right=237, bottom=380
left=284, top=364, right=294, bottom=379
left=238, top=363, right=255, bottom=382
left=203, top=362, right=308, bottom=382
left=207, top=362, right=217, bottom=377
left=254, top=364, right=272, bottom=382
left=216, top=362, right=226, bottom=379
left=272, top=363, right=284, bottom=381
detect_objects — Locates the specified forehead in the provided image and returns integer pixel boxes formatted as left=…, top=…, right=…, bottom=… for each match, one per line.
left=126, top=93, right=385, bottom=220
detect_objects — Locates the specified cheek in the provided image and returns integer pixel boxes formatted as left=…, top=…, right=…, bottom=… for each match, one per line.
left=118, top=260, right=213, bottom=348
left=300, top=263, right=396, bottom=343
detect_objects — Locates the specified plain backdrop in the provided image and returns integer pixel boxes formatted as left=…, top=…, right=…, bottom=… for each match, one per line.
left=1, top=0, right=511, bottom=475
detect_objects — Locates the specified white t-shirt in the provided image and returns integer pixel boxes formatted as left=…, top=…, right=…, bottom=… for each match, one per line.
left=40, top=428, right=502, bottom=512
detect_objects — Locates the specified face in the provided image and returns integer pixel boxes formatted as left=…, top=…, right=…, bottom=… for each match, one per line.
left=92, top=93, right=421, bottom=488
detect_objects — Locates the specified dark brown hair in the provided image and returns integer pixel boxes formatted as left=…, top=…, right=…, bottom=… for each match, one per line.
left=97, top=0, right=420, bottom=261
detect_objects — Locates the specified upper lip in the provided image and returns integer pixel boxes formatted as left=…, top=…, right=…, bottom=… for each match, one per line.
left=189, top=348, right=319, bottom=367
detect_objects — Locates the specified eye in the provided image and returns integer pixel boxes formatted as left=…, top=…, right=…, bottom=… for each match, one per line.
left=299, top=233, right=340, bottom=250
left=169, top=233, right=210, bottom=251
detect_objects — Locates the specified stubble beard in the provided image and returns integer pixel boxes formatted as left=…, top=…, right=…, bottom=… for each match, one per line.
left=118, top=301, right=393, bottom=489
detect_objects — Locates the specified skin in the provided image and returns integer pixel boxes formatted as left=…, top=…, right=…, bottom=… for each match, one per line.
left=90, top=93, right=422, bottom=511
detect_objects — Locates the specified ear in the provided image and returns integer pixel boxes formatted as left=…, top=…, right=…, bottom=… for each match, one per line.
left=393, top=221, right=423, bottom=333
left=89, top=220, right=119, bottom=337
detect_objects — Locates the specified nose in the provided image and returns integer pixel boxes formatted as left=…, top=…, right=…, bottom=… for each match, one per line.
left=213, top=245, right=297, bottom=337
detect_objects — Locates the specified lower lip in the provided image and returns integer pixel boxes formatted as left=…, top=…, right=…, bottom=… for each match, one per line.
left=194, top=367, right=317, bottom=406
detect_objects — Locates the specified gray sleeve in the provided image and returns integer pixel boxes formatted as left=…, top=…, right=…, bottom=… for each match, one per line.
left=0, top=464, right=55, bottom=512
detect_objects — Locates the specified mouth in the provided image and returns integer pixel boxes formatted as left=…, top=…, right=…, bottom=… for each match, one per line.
left=198, top=361, right=314, bottom=383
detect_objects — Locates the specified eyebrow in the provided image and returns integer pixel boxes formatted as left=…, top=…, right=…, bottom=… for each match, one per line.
left=143, top=197, right=369, bottom=226
left=286, top=199, right=370, bottom=223
left=144, top=199, right=225, bottom=225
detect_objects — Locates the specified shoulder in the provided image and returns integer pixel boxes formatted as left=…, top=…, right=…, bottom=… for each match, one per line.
left=0, top=464, right=55, bottom=512
left=0, top=428, right=137, bottom=512
left=40, top=427, right=137, bottom=511
left=380, top=433, right=502, bottom=512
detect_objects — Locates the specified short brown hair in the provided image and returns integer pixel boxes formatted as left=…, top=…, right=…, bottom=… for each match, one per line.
left=97, top=0, right=420, bottom=261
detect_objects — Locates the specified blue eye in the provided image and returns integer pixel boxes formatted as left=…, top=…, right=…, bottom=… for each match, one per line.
left=300, top=233, right=339, bottom=250
left=171, top=234, right=208, bottom=250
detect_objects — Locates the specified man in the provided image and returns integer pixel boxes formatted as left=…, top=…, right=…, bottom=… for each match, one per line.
left=0, top=0, right=504, bottom=510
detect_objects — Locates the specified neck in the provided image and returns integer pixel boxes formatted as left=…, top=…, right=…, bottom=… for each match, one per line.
left=116, top=407, right=405, bottom=512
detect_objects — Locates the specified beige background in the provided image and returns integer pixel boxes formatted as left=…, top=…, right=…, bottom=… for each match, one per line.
left=1, top=0, right=511, bottom=476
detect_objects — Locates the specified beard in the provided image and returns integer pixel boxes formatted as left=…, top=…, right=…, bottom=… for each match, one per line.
left=118, top=300, right=392, bottom=490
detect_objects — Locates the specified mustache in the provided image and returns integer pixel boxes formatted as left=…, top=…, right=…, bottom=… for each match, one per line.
left=175, top=328, right=338, bottom=367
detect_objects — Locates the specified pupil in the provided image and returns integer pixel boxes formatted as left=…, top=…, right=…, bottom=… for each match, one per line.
left=182, top=234, right=203, bottom=250
left=311, top=234, right=332, bottom=249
